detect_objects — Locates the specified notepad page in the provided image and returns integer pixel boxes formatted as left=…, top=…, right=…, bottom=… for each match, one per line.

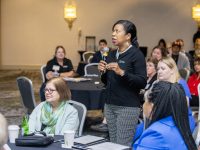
left=74, top=135, right=105, bottom=145
left=88, top=142, right=130, bottom=150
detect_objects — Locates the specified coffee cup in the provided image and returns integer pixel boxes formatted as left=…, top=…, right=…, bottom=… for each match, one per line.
left=8, top=125, right=20, bottom=143
left=63, top=130, right=75, bottom=148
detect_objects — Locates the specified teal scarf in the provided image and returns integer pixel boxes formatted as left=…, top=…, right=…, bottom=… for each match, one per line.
left=40, top=101, right=66, bottom=134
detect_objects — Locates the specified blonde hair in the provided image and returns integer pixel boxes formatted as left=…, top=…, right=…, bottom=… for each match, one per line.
left=159, top=56, right=181, bottom=83
left=0, top=113, right=8, bottom=148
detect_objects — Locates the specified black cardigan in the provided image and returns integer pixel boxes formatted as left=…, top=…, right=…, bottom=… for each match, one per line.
left=101, top=46, right=147, bottom=107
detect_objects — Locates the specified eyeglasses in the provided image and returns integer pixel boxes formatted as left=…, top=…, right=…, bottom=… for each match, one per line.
left=44, top=88, right=56, bottom=94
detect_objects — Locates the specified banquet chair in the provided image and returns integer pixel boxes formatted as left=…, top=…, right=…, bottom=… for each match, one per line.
left=87, top=55, right=94, bottom=63
left=82, top=51, right=95, bottom=63
left=16, top=76, right=36, bottom=115
left=179, top=69, right=190, bottom=81
left=84, top=63, right=100, bottom=77
left=40, top=65, right=46, bottom=83
left=68, top=100, right=87, bottom=137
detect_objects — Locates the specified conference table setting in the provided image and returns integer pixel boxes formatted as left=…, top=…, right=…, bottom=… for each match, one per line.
left=8, top=134, right=131, bottom=150
left=63, top=76, right=106, bottom=110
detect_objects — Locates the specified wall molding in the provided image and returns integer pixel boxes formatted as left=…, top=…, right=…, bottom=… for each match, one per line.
left=0, top=65, right=41, bottom=70
left=0, top=65, right=78, bottom=70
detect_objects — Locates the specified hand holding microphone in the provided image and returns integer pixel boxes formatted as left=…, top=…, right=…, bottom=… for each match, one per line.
left=98, top=60, right=107, bottom=73
left=106, top=62, right=125, bottom=76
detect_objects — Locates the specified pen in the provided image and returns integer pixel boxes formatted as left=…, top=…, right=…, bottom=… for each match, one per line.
left=53, top=139, right=64, bottom=143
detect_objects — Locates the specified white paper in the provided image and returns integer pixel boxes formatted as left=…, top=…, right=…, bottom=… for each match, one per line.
left=74, top=135, right=105, bottom=144
left=88, top=142, right=130, bottom=150
left=3, top=144, right=11, bottom=150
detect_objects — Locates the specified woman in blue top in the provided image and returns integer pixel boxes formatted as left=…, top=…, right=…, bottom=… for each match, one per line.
left=157, top=56, right=195, bottom=132
left=133, top=81, right=196, bottom=150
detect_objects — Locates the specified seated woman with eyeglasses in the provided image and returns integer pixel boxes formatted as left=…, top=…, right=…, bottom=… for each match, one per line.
left=133, top=81, right=197, bottom=150
left=29, top=77, right=79, bottom=135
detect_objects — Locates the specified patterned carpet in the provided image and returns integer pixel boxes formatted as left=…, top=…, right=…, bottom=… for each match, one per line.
left=0, top=70, right=42, bottom=125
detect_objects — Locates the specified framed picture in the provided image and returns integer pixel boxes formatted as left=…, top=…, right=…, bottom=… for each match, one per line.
left=85, top=36, right=96, bottom=51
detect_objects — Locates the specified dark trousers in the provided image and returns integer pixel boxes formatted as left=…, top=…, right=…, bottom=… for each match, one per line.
left=190, top=95, right=199, bottom=107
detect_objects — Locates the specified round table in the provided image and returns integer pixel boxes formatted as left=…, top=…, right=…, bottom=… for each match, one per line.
left=66, top=77, right=105, bottom=110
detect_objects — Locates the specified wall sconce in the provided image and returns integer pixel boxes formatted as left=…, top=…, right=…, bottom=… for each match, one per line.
left=192, top=2, right=200, bottom=27
left=64, top=0, right=77, bottom=30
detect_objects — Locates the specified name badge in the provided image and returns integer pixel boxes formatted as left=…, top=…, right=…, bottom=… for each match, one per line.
left=63, top=65, right=68, bottom=68
left=118, top=60, right=125, bottom=64
left=52, top=65, right=60, bottom=71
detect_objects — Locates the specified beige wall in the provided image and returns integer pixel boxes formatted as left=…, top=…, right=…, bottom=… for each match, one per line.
left=0, top=0, right=1, bottom=66
left=0, top=0, right=198, bottom=69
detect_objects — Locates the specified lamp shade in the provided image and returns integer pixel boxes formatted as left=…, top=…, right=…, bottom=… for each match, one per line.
left=192, top=4, right=200, bottom=22
left=64, top=0, right=77, bottom=29
left=64, top=5, right=77, bottom=19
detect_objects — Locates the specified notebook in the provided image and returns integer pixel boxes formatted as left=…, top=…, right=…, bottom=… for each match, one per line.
left=88, top=142, right=130, bottom=150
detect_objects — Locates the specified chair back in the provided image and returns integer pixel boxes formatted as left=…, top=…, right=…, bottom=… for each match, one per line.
left=16, top=76, right=36, bottom=115
left=84, top=63, right=100, bottom=77
left=40, top=65, right=46, bottom=83
left=87, top=55, right=94, bottom=63
left=68, top=100, right=87, bottom=137
left=179, top=69, right=190, bottom=81
left=83, top=51, right=95, bottom=63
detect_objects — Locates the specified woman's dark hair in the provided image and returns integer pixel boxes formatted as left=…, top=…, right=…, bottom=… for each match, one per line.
left=147, top=57, right=159, bottom=70
left=112, top=20, right=139, bottom=48
left=158, top=38, right=166, bottom=48
left=145, top=81, right=196, bottom=150
left=54, top=45, right=66, bottom=55
left=151, top=46, right=168, bottom=58
left=194, top=58, right=200, bottom=77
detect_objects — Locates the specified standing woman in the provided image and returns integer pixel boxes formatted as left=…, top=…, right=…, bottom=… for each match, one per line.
left=98, top=20, right=147, bottom=146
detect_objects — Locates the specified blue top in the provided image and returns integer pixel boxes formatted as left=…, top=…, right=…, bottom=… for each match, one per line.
left=133, top=109, right=195, bottom=143
left=178, top=78, right=191, bottom=99
left=178, top=78, right=195, bottom=132
left=133, top=116, right=187, bottom=150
